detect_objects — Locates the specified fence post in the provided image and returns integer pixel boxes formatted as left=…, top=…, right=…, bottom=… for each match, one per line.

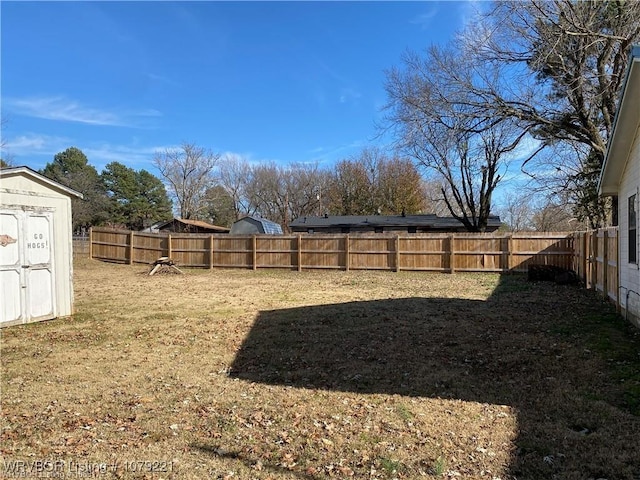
left=585, top=232, right=592, bottom=289
left=449, top=235, right=455, bottom=274
left=252, top=235, right=257, bottom=271
left=88, top=227, right=93, bottom=260
left=581, top=233, right=587, bottom=285
left=602, top=229, right=609, bottom=300
left=209, top=234, right=214, bottom=269
left=167, top=234, right=172, bottom=259
left=297, top=234, right=302, bottom=272
left=590, top=232, right=597, bottom=290
left=345, top=235, right=350, bottom=272
left=128, top=230, right=134, bottom=265
left=615, top=229, right=620, bottom=312
left=507, top=234, right=513, bottom=272
left=395, top=234, right=401, bottom=272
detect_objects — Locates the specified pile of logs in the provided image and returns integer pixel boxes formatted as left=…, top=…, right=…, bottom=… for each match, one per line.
left=148, top=257, right=183, bottom=276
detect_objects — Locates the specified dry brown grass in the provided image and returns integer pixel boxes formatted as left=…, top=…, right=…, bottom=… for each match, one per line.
left=1, top=258, right=639, bottom=479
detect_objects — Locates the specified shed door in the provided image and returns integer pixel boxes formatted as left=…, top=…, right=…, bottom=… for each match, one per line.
left=0, top=210, right=55, bottom=326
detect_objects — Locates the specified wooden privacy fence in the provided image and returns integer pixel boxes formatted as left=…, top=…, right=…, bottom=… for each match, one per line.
left=573, top=227, right=619, bottom=305
left=72, top=236, right=90, bottom=260
left=88, top=227, right=576, bottom=274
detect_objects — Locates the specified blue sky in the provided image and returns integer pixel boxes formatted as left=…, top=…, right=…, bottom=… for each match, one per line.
left=1, top=1, right=482, bottom=175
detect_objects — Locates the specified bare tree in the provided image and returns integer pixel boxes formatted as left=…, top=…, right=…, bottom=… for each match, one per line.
left=413, top=0, right=640, bottom=227
left=531, top=199, right=581, bottom=232
left=421, top=179, right=452, bottom=217
left=385, top=49, right=528, bottom=231
left=244, top=162, right=284, bottom=222
left=217, top=155, right=330, bottom=229
left=0, top=116, right=7, bottom=150
left=498, top=189, right=585, bottom=232
left=242, top=162, right=328, bottom=231
left=217, top=153, right=254, bottom=219
left=153, top=142, right=219, bottom=219
left=0, top=116, right=14, bottom=167
left=284, top=162, right=330, bottom=221
left=471, top=1, right=640, bottom=151
left=497, top=191, right=536, bottom=232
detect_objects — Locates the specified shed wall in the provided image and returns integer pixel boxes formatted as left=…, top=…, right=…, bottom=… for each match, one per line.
left=1, top=175, right=75, bottom=325
left=230, top=218, right=261, bottom=235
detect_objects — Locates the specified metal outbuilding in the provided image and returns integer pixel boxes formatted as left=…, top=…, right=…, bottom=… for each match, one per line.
left=0, top=166, right=83, bottom=327
left=230, top=215, right=283, bottom=235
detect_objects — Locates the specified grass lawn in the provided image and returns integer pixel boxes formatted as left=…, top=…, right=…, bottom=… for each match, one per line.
left=2, top=258, right=640, bottom=479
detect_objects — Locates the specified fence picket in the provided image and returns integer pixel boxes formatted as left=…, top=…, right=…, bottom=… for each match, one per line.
left=85, top=227, right=619, bottom=307
left=87, top=228, right=577, bottom=271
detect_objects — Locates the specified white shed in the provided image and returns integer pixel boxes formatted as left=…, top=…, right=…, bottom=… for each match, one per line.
left=0, top=166, right=83, bottom=327
left=598, top=46, right=640, bottom=327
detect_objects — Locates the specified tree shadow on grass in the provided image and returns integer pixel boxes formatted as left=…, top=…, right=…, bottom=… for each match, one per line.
left=223, top=275, right=640, bottom=479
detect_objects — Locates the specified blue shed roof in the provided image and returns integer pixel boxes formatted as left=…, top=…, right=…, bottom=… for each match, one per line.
left=259, top=217, right=283, bottom=234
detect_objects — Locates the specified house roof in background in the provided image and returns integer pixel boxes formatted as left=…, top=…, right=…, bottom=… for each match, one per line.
left=157, top=218, right=230, bottom=232
left=289, top=214, right=502, bottom=230
left=599, top=45, right=640, bottom=196
left=0, top=165, right=83, bottom=199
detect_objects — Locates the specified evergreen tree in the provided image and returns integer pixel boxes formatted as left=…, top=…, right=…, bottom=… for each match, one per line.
left=102, top=161, right=172, bottom=230
left=41, top=147, right=110, bottom=232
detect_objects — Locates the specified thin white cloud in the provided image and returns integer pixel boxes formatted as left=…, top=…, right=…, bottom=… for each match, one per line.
left=3, top=133, right=72, bottom=156
left=503, top=135, right=542, bottom=163
left=306, top=140, right=365, bottom=163
left=314, top=59, right=362, bottom=106
left=220, top=151, right=255, bottom=162
left=500, top=169, right=536, bottom=184
left=457, top=0, right=484, bottom=30
left=219, top=151, right=302, bottom=169
left=83, top=143, right=176, bottom=170
left=456, top=0, right=493, bottom=53
left=1, top=132, right=173, bottom=172
left=410, top=7, right=439, bottom=30
left=4, top=96, right=161, bottom=127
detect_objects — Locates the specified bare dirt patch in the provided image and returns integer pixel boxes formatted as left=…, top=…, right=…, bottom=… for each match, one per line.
left=2, top=259, right=639, bottom=479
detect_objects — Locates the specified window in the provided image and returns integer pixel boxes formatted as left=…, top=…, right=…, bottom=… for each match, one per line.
left=630, top=194, right=637, bottom=264
left=408, top=227, right=417, bottom=234
left=374, top=227, right=383, bottom=233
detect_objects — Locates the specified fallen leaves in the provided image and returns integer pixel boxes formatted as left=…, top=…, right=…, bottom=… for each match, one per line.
left=2, top=262, right=640, bottom=478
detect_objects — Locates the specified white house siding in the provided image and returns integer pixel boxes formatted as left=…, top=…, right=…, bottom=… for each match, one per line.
left=1, top=170, right=78, bottom=326
left=618, top=123, right=640, bottom=326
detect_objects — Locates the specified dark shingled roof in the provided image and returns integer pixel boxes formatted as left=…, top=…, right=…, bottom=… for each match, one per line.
left=156, top=218, right=230, bottom=233
left=289, top=214, right=502, bottom=230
